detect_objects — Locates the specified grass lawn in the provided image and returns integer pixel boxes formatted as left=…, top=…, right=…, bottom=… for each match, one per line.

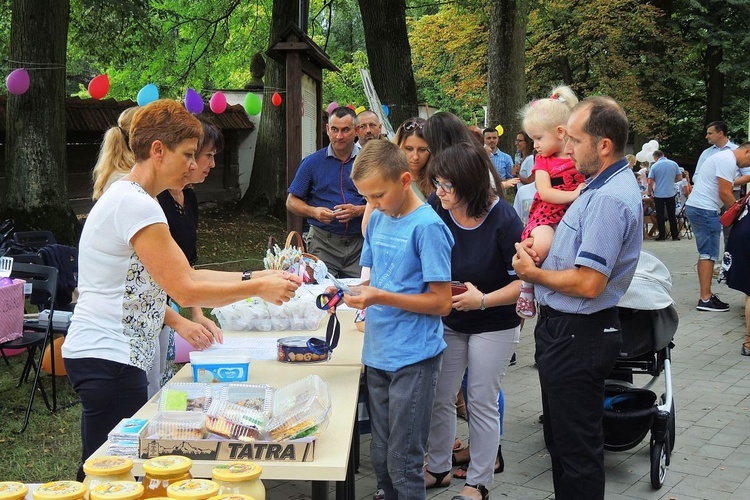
left=0, top=202, right=285, bottom=482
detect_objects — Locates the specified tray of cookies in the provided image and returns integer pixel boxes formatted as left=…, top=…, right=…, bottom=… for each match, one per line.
left=158, top=383, right=215, bottom=412
left=147, top=411, right=208, bottom=440
left=219, top=384, right=274, bottom=416
left=277, top=336, right=331, bottom=363
left=205, top=399, right=269, bottom=442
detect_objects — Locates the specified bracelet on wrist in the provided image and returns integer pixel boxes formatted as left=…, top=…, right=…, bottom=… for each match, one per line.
left=480, top=293, right=486, bottom=311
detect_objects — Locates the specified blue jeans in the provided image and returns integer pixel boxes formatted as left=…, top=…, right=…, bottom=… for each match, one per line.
left=367, top=354, right=442, bottom=500
left=686, top=205, right=721, bottom=261
left=64, top=357, right=148, bottom=481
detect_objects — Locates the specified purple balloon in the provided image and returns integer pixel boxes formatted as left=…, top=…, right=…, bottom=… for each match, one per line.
left=6, top=68, right=30, bottom=95
left=0, top=277, right=13, bottom=287
left=185, top=88, right=204, bottom=114
left=326, top=101, right=339, bottom=115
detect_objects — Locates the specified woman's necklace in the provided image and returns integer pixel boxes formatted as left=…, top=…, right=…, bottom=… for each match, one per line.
left=170, top=189, right=185, bottom=216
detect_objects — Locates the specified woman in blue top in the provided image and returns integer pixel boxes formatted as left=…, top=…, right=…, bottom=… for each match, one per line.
left=424, top=143, right=523, bottom=500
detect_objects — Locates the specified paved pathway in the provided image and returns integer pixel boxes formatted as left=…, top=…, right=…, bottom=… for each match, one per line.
left=267, top=236, right=750, bottom=499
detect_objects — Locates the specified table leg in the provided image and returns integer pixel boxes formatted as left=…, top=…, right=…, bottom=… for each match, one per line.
left=311, top=481, right=329, bottom=500
left=334, top=419, right=358, bottom=500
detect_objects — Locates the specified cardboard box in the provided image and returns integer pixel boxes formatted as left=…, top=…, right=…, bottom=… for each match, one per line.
left=139, top=435, right=315, bottom=462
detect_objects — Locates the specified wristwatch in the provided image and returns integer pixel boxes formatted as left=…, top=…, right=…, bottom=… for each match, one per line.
left=241, top=270, right=252, bottom=281
left=480, top=293, right=486, bottom=311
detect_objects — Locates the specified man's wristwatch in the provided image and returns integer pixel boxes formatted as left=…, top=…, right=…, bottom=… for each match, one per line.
left=241, top=270, right=252, bottom=281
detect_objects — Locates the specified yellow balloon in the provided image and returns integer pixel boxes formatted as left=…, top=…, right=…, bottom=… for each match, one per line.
left=495, top=125, right=504, bottom=136
left=355, top=106, right=366, bottom=115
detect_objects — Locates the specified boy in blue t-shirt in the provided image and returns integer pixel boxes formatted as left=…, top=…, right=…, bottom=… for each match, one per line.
left=339, top=140, right=453, bottom=499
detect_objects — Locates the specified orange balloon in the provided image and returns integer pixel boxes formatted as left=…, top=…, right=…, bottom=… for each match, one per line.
left=42, top=336, right=67, bottom=376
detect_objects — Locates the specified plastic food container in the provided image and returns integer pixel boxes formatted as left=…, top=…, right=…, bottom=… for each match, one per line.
left=147, top=412, right=207, bottom=440
left=159, top=384, right=215, bottom=412
left=267, top=375, right=331, bottom=441
left=207, top=495, right=256, bottom=500
left=166, top=480, right=219, bottom=500
left=190, top=351, right=251, bottom=383
left=205, top=400, right=268, bottom=442
left=277, top=336, right=330, bottom=363
left=82, top=457, right=136, bottom=499
left=212, top=464, right=265, bottom=500
left=219, top=385, right=273, bottom=416
left=141, top=456, right=193, bottom=499
left=32, top=482, right=87, bottom=500
left=0, top=482, right=28, bottom=500
left=89, top=482, right=144, bottom=500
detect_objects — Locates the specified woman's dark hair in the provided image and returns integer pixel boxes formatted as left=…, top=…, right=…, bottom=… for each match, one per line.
left=197, top=114, right=225, bottom=153
left=516, top=131, right=534, bottom=157
left=424, top=111, right=503, bottom=197
left=430, top=143, right=497, bottom=219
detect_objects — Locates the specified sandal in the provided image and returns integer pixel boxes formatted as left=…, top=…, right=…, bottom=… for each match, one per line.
left=452, top=446, right=470, bottom=466
left=425, top=469, right=451, bottom=489
left=372, top=489, right=385, bottom=500
left=453, top=445, right=503, bottom=478
left=742, top=342, right=750, bottom=356
left=451, top=483, right=489, bottom=500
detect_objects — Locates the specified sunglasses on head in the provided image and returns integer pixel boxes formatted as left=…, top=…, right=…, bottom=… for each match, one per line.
left=403, top=121, right=424, bottom=132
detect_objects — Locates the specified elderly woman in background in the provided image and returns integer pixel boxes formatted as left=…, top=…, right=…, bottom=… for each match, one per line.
left=63, top=100, right=300, bottom=480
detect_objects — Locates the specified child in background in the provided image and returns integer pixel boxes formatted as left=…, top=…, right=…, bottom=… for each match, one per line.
left=338, top=139, right=453, bottom=499
left=516, top=85, right=586, bottom=319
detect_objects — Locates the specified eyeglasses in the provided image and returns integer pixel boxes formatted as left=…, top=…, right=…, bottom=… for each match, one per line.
left=432, top=179, right=455, bottom=193
left=514, top=139, right=526, bottom=143
left=403, top=120, right=424, bottom=132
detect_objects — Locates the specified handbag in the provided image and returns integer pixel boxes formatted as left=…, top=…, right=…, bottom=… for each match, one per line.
left=720, top=192, right=750, bottom=227
left=0, top=278, right=26, bottom=344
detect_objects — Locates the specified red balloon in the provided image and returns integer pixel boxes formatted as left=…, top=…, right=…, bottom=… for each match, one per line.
left=271, top=92, right=282, bottom=107
left=88, top=74, right=110, bottom=100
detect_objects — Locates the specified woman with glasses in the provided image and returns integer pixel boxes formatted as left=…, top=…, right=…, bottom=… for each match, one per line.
left=422, top=114, right=521, bottom=500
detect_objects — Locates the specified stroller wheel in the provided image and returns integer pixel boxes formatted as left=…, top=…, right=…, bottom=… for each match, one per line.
left=650, top=440, right=668, bottom=489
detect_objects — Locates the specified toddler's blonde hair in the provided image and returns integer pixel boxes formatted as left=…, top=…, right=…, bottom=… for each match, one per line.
left=520, top=85, right=578, bottom=133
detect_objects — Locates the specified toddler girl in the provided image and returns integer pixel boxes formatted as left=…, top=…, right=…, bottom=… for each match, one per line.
left=516, top=85, right=587, bottom=318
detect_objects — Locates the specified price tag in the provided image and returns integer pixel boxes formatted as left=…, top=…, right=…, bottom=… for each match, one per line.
left=24, top=283, right=32, bottom=295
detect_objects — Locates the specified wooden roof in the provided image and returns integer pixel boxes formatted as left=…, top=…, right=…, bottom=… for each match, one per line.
left=0, top=96, right=255, bottom=133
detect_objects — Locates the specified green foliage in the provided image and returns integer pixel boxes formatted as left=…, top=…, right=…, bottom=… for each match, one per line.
left=67, top=0, right=273, bottom=100
left=320, top=50, right=368, bottom=107
left=408, top=4, right=489, bottom=120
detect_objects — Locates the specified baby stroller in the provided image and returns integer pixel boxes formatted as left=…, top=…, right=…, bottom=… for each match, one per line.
left=604, top=251, right=678, bottom=489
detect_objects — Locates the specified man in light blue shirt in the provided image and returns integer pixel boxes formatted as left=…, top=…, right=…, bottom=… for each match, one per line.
left=648, top=150, right=683, bottom=241
left=483, top=127, right=514, bottom=179
left=513, top=96, right=642, bottom=500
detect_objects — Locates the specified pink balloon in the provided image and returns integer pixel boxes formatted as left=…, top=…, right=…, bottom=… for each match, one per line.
left=173, top=332, right=197, bottom=364
left=209, top=92, right=227, bottom=114
left=326, top=101, right=339, bottom=114
left=184, top=88, right=204, bottom=114
left=6, top=68, right=30, bottom=95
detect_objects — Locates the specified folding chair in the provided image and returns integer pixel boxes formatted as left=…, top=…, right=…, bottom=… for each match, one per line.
left=13, top=230, right=57, bottom=248
left=676, top=206, right=693, bottom=240
left=0, top=263, right=58, bottom=433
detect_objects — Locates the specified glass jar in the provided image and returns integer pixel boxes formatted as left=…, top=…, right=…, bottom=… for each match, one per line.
left=32, top=481, right=87, bottom=500
left=141, top=456, right=193, bottom=499
left=207, top=495, right=256, bottom=500
left=211, top=464, right=264, bottom=500
left=0, top=482, right=29, bottom=500
left=165, top=480, right=219, bottom=500
left=83, top=457, right=136, bottom=500
left=89, top=482, right=143, bottom=500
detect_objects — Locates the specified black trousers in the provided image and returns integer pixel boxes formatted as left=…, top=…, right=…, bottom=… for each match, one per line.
left=655, top=195, right=679, bottom=239
left=535, top=306, right=622, bottom=500
left=64, top=357, right=148, bottom=481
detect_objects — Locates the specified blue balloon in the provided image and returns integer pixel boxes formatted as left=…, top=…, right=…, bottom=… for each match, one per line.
left=381, top=104, right=389, bottom=117
left=137, top=84, right=159, bottom=106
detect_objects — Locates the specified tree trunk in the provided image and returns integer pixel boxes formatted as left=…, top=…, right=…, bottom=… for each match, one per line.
left=1, top=0, right=78, bottom=244
left=704, top=43, right=724, bottom=124
left=358, top=0, right=419, bottom=128
left=487, top=0, right=530, bottom=155
left=240, top=0, right=300, bottom=218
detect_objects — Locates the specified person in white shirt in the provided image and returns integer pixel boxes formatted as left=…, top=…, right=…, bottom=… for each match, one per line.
left=695, top=121, right=737, bottom=175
